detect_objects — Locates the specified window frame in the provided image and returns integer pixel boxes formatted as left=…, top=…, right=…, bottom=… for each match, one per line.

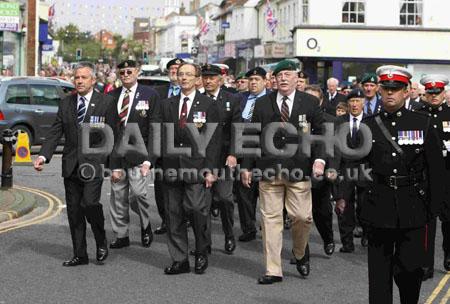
left=5, top=83, right=31, bottom=105
left=399, top=0, right=423, bottom=26
left=341, top=0, right=365, bottom=25
left=29, top=84, right=62, bottom=107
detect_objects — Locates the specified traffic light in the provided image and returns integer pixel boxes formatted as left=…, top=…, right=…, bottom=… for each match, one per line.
left=76, top=48, right=82, bottom=61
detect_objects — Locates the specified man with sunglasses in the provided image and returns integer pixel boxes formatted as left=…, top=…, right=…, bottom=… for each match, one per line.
left=107, top=60, right=160, bottom=250
left=417, top=75, right=450, bottom=281
left=359, top=66, right=444, bottom=303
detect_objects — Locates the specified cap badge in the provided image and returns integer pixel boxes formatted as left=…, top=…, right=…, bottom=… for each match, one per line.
left=124, top=62, right=128, bottom=67
left=431, top=81, right=436, bottom=87
left=175, top=59, right=181, bottom=64
left=387, top=72, right=393, bottom=79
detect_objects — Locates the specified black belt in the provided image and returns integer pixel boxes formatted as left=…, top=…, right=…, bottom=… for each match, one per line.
left=375, top=172, right=425, bottom=189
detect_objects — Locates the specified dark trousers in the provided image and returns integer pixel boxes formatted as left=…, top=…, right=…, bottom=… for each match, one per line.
left=236, top=180, right=258, bottom=234
left=368, top=227, right=425, bottom=304
left=338, top=184, right=365, bottom=248
left=211, top=180, right=235, bottom=239
left=154, top=178, right=166, bottom=225
left=63, top=174, right=105, bottom=258
left=164, top=182, right=211, bottom=262
left=424, top=218, right=437, bottom=269
left=312, top=183, right=333, bottom=244
left=443, top=221, right=450, bottom=255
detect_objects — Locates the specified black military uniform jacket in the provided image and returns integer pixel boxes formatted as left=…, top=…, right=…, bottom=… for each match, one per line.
left=40, top=91, right=114, bottom=178
left=208, top=88, right=241, bottom=167
left=242, top=90, right=324, bottom=180
left=417, top=102, right=450, bottom=221
left=153, top=91, right=221, bottom=183
left=360, top=107, right=445, bottom=229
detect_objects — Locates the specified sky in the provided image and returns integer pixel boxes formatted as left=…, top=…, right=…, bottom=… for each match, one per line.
left=44, top=0, right=192, bottom=36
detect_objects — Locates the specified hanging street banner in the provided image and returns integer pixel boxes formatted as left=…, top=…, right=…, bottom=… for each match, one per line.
left=0, top=2, right=20, bottom=32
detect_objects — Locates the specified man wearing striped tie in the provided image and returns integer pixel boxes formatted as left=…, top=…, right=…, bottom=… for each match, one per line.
left=108, top=60, right=160, bottom=250
left=34, top=62, right=114, bottom=266
left=236, top=67, right=269, bottom=242
left=241, top=60, right=326, bottom=284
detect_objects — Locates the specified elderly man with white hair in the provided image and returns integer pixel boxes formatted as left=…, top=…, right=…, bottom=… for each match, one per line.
left=324, top=77, right=346, bottom=116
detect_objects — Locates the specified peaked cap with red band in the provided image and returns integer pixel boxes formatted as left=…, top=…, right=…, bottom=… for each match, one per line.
left=376, top=65, right=412, bottom=89
left=420, top=74, right=449, bottom=94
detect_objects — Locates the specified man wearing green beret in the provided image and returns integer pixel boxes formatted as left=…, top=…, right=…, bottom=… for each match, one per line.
left=361, top=72, right=382, bottom=115
left=241, top=59, right=326, bottom=284
left=236, top=72, right=249, bottom=93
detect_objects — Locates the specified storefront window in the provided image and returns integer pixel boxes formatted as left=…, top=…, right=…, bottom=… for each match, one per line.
left=400, top=0, right=422, bottom=26
left=342, top=1, right=365, bottom=24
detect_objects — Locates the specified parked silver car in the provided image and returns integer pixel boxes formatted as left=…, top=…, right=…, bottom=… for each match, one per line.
left=0, top=77, right=75, bottom=145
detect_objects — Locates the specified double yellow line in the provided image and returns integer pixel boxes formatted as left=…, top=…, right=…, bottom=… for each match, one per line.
left=0, top=186, right=63, bottom=234
left=425, top=273, right=450, bottom=303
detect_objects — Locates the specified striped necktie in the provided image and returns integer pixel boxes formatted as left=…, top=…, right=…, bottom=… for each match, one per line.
left=280, top=96, right=290, bottom=123
left=179, top=97, right=189, bottom=128
left=119, top=89, right=131, bottom=126
left=366, top=102, right=373, bottom=115
left=245, top=95, right=257, bottom=121
left=77, top=96, right=86, bottom=125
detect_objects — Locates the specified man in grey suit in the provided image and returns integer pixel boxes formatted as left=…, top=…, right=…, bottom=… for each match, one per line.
left=34, top=62, right=113, bottom=266
left=108, top=60, right=159, bottom=249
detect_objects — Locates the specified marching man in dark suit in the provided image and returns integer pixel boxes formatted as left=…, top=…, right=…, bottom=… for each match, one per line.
left=108, top=60, right=159, bottom=249
left=34, top=62, right=112, bottom=266
left=357, top=66, right=445, bottom=303
left=361, top=73, right=383, bottom=115
left=324, top=77, right=346, bottom=116
left=236, top=67, right=269, bottom=243
left=154, top=63, right=221, bottom=275
left=418, top=74, right=450, bottom=280
left=241, top=60, right=326, bottom=284
left=201, top=64, right=241, bottom=254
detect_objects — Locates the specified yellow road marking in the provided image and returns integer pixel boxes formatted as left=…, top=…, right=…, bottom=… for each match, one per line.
left=0, top=186, right=63, bottom=234
left=425, top=273, right=450, bottom=304
left=439, top=286, right=450, bottom=304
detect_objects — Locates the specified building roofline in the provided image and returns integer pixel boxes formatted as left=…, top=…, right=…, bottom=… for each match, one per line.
left=293, top=24, right=450, bottom=33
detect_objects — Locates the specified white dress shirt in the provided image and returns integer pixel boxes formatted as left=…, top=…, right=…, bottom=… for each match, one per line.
left=349, top=112, right=364, bottom=136
left=77, top=90, right=94, bottom=114
left=179, top=90, right=196, bottom=118
left=117, top=82, right=138, bottom=126
left=276, top=91, right=296, bottom=116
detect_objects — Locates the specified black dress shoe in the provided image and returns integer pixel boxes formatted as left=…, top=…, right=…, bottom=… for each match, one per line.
left=422, top=267, right=434, bottom=281
left=194, top=254, right=208, bottom=274
left=96, top=245, right=109, bottom=262
left=257, top=275, right=283, bottom=285
left=62, top=256, right=89, bottom=267
left=164, top=260, right=190, bottom=275
left=154, top=223, right=167, bottom=235
left=444, top=252, right=450, bottom=271
left=339, top=245, right=355, bottom=253
left=353, top=227, right=363, bottom=238
left=324, top=243, right=335, bottom=256
left=361, top=236, right=369, bottom=248
left=141, top=226, right=153, bottom=248
left=224, top=238, right=236, bottom=254
left=294, top=245, right=310, bottom=277
left=211, top=207, right=220, bottom=218
left=238, top=232, right=256, bottom=242
left=109, top=237, right=130, bottom=249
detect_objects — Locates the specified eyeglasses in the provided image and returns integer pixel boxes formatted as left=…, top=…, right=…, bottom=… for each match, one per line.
left=119, top=70, right=134, bottom=76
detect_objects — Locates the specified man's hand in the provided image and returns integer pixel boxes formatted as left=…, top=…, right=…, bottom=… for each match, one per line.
left=33, top=157, right=45, bottom=171
left=111, top=170, right=123, bottom=183
left=312, top=160, right=325, bottom=178
left=140, top=163, right=151, bottom=177
left=205, top=173, right=217, bottom=188
left=335, top=199, right=346, bottom=215
left=241, top=170, right=252, bottom=188
left=225, top=155, right=237, bottom=168
left=326, top=169, right=338, bottom=182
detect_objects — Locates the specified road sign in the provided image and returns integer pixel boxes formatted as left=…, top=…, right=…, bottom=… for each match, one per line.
left=76, top=48, right=82, bottom=61
left=221, top=21, right=230, bottom=29
left=14, top=132, right=31, bottom=165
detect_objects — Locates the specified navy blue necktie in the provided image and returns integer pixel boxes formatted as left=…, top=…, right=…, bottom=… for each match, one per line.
left=77, top=96, right=86, bottom=125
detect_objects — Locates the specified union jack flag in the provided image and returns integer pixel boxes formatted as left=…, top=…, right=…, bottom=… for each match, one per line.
left=265, top=0, right=278, bottom=35
left=48, top=4, right=55, bottom=20
left=197, top=14, right=210, bottom=36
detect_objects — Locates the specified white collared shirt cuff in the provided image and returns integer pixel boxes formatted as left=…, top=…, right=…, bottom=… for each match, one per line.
left=142, top=161, right=151, bottom=167
left=314, top=159, right=326, bottom=165
left=38, top=155, right=46, bottom=162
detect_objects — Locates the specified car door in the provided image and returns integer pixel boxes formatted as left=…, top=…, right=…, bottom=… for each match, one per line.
left=29, top=83, right=61, bottom=142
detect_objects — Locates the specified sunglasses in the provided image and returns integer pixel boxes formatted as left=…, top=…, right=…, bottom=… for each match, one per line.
left=119, top=70, right=134, bottom=76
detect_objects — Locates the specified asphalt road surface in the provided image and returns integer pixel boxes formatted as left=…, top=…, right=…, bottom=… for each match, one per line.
left=0, top=156, right=448, bottom=304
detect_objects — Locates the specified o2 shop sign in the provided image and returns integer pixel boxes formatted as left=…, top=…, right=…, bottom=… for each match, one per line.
left=306, top=38, right=320, bottom=52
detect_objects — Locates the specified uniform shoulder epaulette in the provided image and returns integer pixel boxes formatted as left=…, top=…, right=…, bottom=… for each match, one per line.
left=409, top=109, right=429, bottom=118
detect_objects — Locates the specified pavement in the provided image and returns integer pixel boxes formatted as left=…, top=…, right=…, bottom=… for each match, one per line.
left=0, top=155, right=449, bottom=304
left=0, top=187, right=36, bottom=223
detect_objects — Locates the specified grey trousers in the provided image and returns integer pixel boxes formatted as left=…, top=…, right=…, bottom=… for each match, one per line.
left=109, top=166, right=152, bottom=238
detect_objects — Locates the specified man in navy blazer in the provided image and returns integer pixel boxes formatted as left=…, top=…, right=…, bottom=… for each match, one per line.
left=107, top=60, right=159, bottom=250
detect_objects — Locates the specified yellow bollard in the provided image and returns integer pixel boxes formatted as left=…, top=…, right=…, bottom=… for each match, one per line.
left=14, top=132, right=32, bottom=165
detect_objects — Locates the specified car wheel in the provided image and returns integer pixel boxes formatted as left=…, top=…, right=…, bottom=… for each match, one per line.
left=11, top=125, right=33, bottom=152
